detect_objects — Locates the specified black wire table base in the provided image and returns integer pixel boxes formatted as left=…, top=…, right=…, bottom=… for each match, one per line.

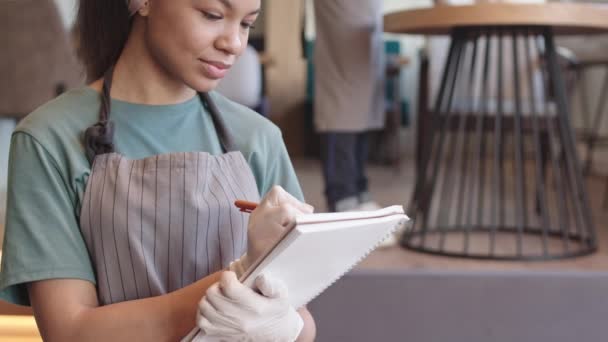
left=403, top=26, right=597, bottom=261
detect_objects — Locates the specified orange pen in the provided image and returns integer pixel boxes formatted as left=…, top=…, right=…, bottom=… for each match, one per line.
left=234, top=200, right=258, bottom=213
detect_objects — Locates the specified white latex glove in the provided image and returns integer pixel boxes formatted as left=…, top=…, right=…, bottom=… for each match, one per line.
left=196, top=271, right=303, bottom=341
left=231, top=186, right=314, bottom=278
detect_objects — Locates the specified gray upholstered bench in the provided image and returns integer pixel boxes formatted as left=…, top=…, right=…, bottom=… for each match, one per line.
left=308, top=269, right=608, bottom=342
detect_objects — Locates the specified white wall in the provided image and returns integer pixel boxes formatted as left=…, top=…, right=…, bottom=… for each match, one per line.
left=54, top=0, right=78, bottom=28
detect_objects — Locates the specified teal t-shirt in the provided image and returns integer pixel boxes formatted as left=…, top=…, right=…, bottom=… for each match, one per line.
left=0, top=87, right=303, bottom=305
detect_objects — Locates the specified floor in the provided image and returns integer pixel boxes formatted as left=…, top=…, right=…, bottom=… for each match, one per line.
left=293, top=153, right=608, bottom=273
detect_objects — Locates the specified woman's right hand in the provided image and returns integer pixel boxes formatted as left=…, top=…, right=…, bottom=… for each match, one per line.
left=243, top=186, right=313, bottom=271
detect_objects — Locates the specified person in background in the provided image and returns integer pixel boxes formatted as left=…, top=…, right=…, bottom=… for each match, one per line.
left=0, top=0, right=315, bottom=340
left=313, top=0, right=386, bottom=212
left=215, top=45, right=264, bottom=112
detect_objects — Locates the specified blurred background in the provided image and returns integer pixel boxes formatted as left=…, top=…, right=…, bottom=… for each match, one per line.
left=1, top=0, right=607, bottom=341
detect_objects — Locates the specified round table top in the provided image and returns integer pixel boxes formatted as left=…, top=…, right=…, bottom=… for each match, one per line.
left=384, top=3, right=608, bottom=36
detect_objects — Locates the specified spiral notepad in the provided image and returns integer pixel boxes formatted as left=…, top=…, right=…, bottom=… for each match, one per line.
left=183, top=206, right=408, bottom=341
left=240, top=205, right=408, bottom=308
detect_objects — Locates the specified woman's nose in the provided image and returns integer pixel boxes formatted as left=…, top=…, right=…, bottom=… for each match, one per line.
left=216, top=25, right=243, bottom=55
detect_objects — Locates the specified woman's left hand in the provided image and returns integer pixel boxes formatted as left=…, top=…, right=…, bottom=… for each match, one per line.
left=196, top=271, right=303, bottom=341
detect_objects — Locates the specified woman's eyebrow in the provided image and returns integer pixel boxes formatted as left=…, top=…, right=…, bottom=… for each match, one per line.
left=215, top=0, right=261, bottom=15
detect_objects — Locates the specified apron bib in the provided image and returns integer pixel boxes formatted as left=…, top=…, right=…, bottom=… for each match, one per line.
left=79, top=68, right=260, bottom=305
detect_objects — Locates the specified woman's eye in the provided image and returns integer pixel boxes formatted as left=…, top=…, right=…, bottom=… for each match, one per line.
left=202, top=11, right=222, bottom=20
left=241, top=22, right=255, bottom=30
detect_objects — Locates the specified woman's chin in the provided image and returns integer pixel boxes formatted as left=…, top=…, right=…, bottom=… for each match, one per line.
left=189, top=77, right=222, bottom=93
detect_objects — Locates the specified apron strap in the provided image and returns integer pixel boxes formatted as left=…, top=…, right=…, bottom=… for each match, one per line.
left=83, top=67, right=236, bottom=163
left=200, top=92, right=236, bottom=153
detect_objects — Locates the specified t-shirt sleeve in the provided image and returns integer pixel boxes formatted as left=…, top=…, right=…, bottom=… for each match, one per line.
left=258, top=128, right=305, bottom=202
left=0, top=132, right=95, bottom=306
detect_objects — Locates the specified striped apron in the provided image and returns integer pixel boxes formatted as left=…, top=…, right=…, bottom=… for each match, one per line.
left=79, top=68, right=260, bottom=306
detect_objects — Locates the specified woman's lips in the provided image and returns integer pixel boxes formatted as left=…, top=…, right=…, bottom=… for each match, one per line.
left=200, top=59, right=231, bottom=79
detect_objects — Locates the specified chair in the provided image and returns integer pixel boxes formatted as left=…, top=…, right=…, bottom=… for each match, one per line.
left=558, top=40, right=608, bottom=174
left=556, top=35, right=608, bottom=209
left=368, top=41, right=411, bottom=169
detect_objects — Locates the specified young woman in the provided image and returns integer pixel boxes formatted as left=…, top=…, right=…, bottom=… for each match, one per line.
left=0, top=0, right=316, bottom=340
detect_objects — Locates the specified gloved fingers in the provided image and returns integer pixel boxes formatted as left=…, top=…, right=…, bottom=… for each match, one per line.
left=257, top=203, right=300, bottom=229
left=260, top=186, right=314, bottom=214
left=218, top=271, right=263, bottom=307
left=255, top=273, right=289, bottom=299
left=275, top=202, right=305, bottom=227
left=198, top=295, right=221, bottom=324
left=201, top=282, right=227, bottom=309
left=250, top=205, right=293, bottom=231
left=246, top=204, right=301, bottom=263
left=266, top=202, right=308, bottom=227
left=200, top=283, right=239, bottom=323
left=197, top=311, right=239, bottom=337
left=228, top=257, right=247, bottom=279
left=205, top=274, right=259, bottom=320
left=198, top=296, right=242, bottom=334
left=189, top=332, right=232, bottom=342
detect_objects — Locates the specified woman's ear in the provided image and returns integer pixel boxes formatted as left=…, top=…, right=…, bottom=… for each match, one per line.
left=137, top=1, right=151, bottom=17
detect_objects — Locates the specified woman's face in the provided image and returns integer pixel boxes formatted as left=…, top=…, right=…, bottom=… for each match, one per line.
left=143, top=0, right=261, bottom=92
